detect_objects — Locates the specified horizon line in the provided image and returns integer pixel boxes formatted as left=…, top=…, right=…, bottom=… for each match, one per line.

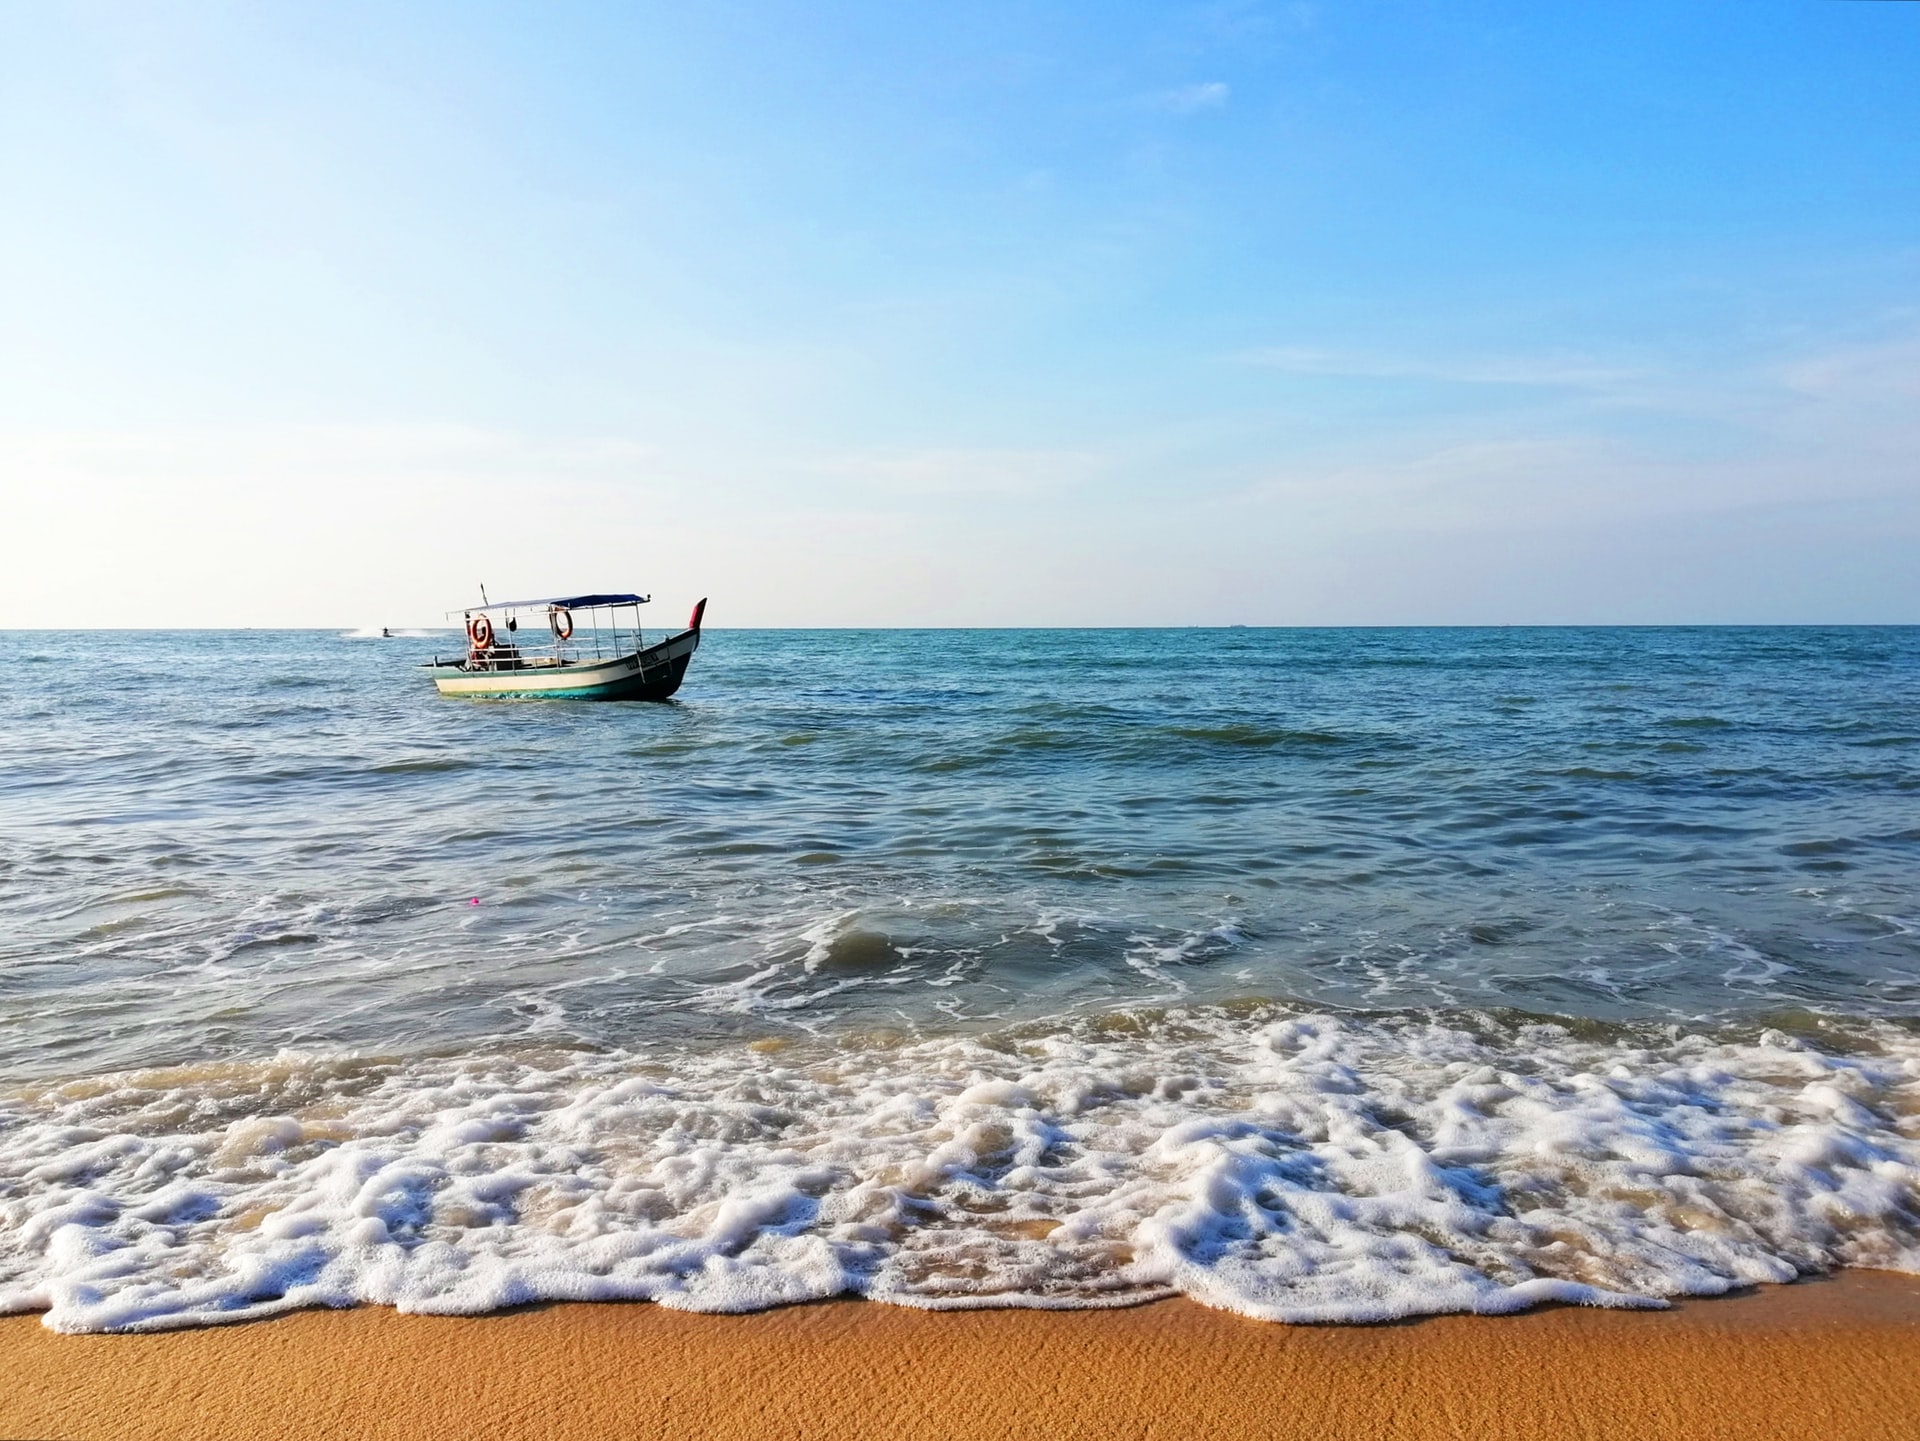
left=6, top=622, right=1919, bottom=634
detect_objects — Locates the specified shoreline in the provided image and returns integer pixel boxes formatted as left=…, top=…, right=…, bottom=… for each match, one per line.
left=7, top=1271, right=1920, bottom=1440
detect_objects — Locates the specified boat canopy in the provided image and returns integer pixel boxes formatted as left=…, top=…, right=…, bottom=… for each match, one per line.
left=461, top=592, right=650, bottom=613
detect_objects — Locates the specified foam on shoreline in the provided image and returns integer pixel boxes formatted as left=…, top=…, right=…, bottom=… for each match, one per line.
left=3, top=1006, right=1919, bottom=1332
left=11, top=1276, right=1920, bottom=1441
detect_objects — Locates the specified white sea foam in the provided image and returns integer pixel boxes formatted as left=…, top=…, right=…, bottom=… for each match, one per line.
left=2, top=1008, right=1919, bottom=1333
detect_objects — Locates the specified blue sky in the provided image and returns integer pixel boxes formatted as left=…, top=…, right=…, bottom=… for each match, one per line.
left=3, top=1, right=1916, bottom=626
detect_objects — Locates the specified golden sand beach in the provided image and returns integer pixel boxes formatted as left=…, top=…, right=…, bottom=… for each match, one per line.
left=5, top=1272, right=1919, bottom=1441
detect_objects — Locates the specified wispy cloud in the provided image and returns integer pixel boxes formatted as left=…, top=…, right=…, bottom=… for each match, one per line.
left=1777, top=334, right=1920, bottom=401
left=1237, top=346, right=1643, bottom=390
left=1239, top=425, right=1912, bottom=538
left=1150, top=81, right=1230, bottom=114
left=1189, top=1, right=1313, bottom=42
left=811, top=446, right=1103, bottom=498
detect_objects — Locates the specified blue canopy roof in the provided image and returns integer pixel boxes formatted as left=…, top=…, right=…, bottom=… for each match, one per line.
left=465, top=592, right=649, bottom=612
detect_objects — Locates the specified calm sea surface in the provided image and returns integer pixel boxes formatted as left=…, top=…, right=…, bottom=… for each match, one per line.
left=3, top=626, right=1918, bottom=1330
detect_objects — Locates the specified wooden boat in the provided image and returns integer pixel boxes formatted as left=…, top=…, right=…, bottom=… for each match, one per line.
left=427, top=593, right=706, bottom=701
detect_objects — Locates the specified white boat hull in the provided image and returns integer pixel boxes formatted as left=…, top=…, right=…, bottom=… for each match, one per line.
left=431, top=627, right=700, bottom=700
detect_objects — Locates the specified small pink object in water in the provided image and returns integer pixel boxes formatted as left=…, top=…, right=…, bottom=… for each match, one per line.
left=470, top=897, right=481, bottom=905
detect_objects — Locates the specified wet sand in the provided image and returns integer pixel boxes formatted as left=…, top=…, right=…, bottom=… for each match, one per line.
left=5, top=1272, right=1919, bottom=1440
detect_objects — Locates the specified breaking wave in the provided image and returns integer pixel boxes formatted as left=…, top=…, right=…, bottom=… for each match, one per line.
left=4, top=1006, right=1917, bottom=1333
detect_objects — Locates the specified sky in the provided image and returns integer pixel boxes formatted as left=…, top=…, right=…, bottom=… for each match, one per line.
left=2, top=0, right=1917, bottom=627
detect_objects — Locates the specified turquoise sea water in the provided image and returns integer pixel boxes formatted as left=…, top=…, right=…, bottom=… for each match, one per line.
left=3, top=626, right=1919, bottom=1330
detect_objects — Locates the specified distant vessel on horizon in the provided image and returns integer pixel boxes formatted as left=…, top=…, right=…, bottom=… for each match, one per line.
left=426, top=591, right=706, bottom=701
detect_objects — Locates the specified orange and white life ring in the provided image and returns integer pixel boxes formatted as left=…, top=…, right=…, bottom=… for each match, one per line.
left=550, top=606, right=574, bottom=641
left=468, top=615, right=495, bottom=650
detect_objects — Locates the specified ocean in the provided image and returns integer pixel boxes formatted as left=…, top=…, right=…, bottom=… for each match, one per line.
left=2, top=625, right=1918, bottom=1331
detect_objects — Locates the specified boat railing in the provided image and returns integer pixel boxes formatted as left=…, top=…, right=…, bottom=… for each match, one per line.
left=429, top=629, right=647, bottom=672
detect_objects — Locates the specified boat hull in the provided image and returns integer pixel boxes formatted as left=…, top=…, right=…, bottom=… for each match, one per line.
left=432, top=627, right=700, bottom=701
